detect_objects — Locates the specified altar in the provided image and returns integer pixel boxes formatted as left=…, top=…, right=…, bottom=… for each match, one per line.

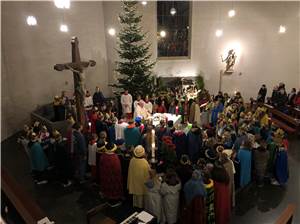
left=151, top=113, right=182, bottom=127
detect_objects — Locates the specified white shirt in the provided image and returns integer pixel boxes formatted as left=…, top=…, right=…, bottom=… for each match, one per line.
left=115, top=121, right=128, bottom=140
left=121, top=94, right=133, bottom=113
left=88, top=142, right=97, bottom=166
left=144, top=101, right=153, bottom=114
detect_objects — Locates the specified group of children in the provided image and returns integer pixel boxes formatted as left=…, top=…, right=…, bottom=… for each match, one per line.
left=18, top=88, right=290, bottom=224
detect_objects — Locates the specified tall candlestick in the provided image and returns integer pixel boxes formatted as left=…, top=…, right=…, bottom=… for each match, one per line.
left=151, top=129, right=155, bottom=159
left=88, top=122, right=91, bottom=132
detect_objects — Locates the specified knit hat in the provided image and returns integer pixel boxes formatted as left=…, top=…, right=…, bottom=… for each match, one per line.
left=133, top=145, right=145, bottom=158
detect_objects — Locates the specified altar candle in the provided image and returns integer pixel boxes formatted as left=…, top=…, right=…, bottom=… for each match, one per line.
left=175, top=106, right=179, bottom=116
left=151, top=129, right=155, bottom=158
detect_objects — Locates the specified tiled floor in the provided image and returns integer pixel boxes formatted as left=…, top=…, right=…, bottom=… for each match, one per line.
left=1, top=133, right=299, bottom=224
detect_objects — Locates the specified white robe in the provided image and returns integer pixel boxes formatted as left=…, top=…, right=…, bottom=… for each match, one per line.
left=144, top=101, right=153, bottom=114
left=88, top=142, right=97, bottom=166
left=144, top=179, right=162, bottom=223
left=121, top=94, right=133, bottom=114
left=134, top=99, right=144, bottom=110
left=194, top=103, right=201, bottom=126
left=160, top=182, right=181, bottom=224
left=115, top=122, right=128, bottom=140
left=134, top=105, right=150, bottom=120
left=84, top=96, right=93, bottom=108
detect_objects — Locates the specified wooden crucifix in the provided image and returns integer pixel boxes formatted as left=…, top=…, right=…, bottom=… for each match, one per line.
left=54, top=36, right=96, bottom=129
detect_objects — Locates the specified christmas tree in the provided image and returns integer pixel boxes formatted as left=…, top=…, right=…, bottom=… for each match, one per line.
left=112, top=1, right=155, bottom=98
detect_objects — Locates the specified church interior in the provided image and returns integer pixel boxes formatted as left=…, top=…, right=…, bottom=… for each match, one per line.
left=1, top=1, right=300, bottom=224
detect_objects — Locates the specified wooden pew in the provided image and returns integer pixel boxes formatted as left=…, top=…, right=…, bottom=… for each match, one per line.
left=264, top=104, right=300, bottom=134
left=275, top=204, right=296, bottom=224
left=287, top=105, right=300, bottom=119
left=1, top=168, right=49, bottom=224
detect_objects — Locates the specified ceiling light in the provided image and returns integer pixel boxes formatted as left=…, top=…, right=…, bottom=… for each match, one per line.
left=60, top=24, right=68, bottom=32
left=170, top=8, right=176, bottom=16
left=54, top=0, right=70, bottom=9
left=278, top=25, right=286, bottom=34
left=141, top=1, right=147, bottom=6
left=228, top=9, right=236, bottom=18
left=27, top=16, right=37, bottom=26
left=108, top=28, right=116, bottom=36
left=160, top=30, right=166, bottom=38
left=215, top=29, right=223, bottom=37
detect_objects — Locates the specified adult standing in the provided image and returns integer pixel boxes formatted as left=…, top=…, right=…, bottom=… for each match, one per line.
left=93, top=86, right=105, bottom=107
left=127, top=145, right=150, bottom=208
left=144, top=95, right=153, bottom=114
left=121, top=90, right=133, bottom=119
left=53, top=130, right=73, bottom=187
left=257, top=84, right=267, bottom=103
left=72, top=123, right=87, bottom=183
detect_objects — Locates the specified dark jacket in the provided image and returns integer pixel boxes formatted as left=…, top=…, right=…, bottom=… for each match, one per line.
left=93, top=91, right=105, bottom=105
left=73, top=130, right=87, bottom=155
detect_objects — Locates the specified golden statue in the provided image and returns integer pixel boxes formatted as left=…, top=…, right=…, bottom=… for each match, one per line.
left=221, top=49, right=237, bottom=73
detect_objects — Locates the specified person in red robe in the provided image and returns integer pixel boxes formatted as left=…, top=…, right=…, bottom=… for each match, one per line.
left=211, top=161, right=231, bottom=224
left=90, top=109, right=99, bottom=134
left=99, top=142, right=123, bottom=207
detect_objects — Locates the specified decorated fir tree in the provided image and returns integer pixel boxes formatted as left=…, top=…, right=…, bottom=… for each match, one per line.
left=112, top=1, right=155, bottom=98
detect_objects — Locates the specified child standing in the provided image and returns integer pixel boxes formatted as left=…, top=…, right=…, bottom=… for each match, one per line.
left=88, top=133, right=98, bottom=180
left=144, top=169, right=163, bottom=223
left=160, top=170, right=181, bottom=224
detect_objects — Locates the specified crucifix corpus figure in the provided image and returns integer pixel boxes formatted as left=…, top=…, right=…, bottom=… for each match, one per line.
left=221, top=49, right=237, bottom=74
left=54, top=36, right=96, bottom=129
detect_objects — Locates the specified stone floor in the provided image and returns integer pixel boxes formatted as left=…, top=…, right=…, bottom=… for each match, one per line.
left=1, top=133, right=299, bottom=224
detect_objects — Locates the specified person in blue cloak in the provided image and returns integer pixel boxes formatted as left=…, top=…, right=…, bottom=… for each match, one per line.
left=28, top=132, right=49, bottom=185
left=211, top=99, right=224, bottom=126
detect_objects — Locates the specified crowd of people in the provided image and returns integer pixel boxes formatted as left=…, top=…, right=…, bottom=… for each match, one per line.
left=18, top=85, right=290, bottom=224
left=256, top=82, right=300, bottom=111
left=52, top=86, right=107, bottom=122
